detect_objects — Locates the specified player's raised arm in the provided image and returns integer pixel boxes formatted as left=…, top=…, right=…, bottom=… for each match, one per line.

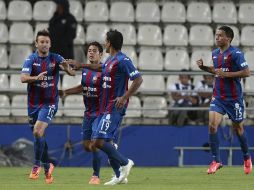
left=196, top=59, right=215, bottom=74
left=64, top=59, right=102, bottom=72
left=20, top=71, right=47, bottom=83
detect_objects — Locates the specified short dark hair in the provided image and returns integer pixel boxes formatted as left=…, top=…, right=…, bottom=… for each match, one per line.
left=106, top=29, right=123, bottom=51
left=218, top=25, right=234, bottom=42
left=86, top=41, right=103, bottom=54
left=36, top=29, right=51, bottom=42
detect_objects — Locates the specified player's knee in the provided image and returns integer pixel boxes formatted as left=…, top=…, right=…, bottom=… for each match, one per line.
left=233, top=126, right=244, bottom=135
left=208, top=123, right=218, bottom=134
left=33, top=130, right=42, bottom=137
left=83, top=144, right=92, bottom=152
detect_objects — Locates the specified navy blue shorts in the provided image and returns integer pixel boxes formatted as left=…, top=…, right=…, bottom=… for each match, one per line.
left=92, top=112, right=123, bottom=140
left=82, top=115, right=97, bottom=141
left=28, top=105, right=58, bottom=126
left=210, top=98, right=244, bottom=123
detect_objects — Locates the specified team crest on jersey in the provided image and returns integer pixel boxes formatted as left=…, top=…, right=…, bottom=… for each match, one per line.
left=224, top=56, right=227, bottom=60
left=49, top=62, right=55, bottom=69
left=93, top=76, right=97, bottom=81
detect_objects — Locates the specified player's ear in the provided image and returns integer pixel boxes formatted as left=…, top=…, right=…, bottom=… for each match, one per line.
left=35, top=40, right=38, bottom=48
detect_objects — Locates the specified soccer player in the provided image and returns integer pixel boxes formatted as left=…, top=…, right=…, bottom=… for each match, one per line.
left=196, top=25, right=252, bottom=174
left=20, top=29, right=75, bottom=184
left=59, top=41, right=103, bottom=185
left=66, top=29, right=143, bottom=185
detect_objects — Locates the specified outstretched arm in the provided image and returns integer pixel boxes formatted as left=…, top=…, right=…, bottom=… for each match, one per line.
left=196, top=59, right=215, bottom=74
left=60, top=61, right=76, bottom=76
left=64, top=59, right=102, bottom=72
left=59, top=85, right=82, bottom=98
left=20, top=71, right=47, bottom=83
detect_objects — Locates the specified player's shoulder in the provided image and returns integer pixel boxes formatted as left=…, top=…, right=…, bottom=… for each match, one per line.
left=49, top=52, right=64, bottom=60
left=212, top=48, right=220, bottom=55
left=230, top=46, right=243, bottom=55
left=117, top=52, right=132, bottom=63
left=25, top=52, right=37, bottom=62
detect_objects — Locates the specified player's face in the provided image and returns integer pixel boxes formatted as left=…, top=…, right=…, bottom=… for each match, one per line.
left=105, top=38, right=110, bottom=53
left=35, top=36, right=51, bottom=55
left=215, top=29, right=231, bottom=47
left=87, top=45, right=102, bottom=64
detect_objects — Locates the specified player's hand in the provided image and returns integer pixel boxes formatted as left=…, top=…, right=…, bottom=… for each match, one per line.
left=196, top=59, right=203, bottom=68
left=36, top=71, right=47, bottom=80
left=215, top=68, right=227, bottom=78
left=58, top=90, right=66, bottom=98
left=115, top=96, right=127, bottom=110
left=63, top=59, right=82, bottom=70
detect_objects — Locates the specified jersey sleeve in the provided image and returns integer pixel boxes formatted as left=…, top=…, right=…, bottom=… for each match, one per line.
left=55, top=54, right=65, bottom=65
left=21, top=55, right=33, bottom=74
left=120, top=57, right=141, bottom=81
left=233, top=50, right=249, bottom=70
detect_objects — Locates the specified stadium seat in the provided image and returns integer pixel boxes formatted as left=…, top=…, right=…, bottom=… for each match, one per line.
left=74, top=24, right=85, bottom=45
left=142, top=96, right=168, bottom=118
left=0, top=1, right=6, bottom=20
left=0, top=22, right=8, bottom=43
left=137, top=24, right=162, bottom=46
left=138, top=49, right=163, bottom=71
left=190, top=49, right=212, bottom=71
left=69, top=0, right=83, bottom=22
left=9, top=22, right=33, bottom=44
left=161, top=2, right=186, bottom=23
left=7, top=0, right=32, bottom=21
left=109, top=2, right=134, bottom=22
left=86, top=24, right=109, bottom=44
left=0, top=73, right=9, bottom=90
left=34, top=23, right=48, bottom=38
left=241, top=26, right=254, bottom=46
left=125, top=96, right=141, bottom=118
left=239, top=3, right=254, bottom=24
left=121, top=46, right=138, bottom=67
left=189, top=25, right=213, bottom=46
left=74, top=46, right=86, bottom=64
left=62, top=74, right=82, bottom=89
left=0, top=95, right=10, bottom=116
left=84, top=1, right=108, bottom=22
left=111, top=24, right=136, bottom=45
left=139, top=75, right=165, bottom=94
left=166, top=75, right=179, bottom=90
left=244, top=51, right=254, bottom=71
left=11, top=95, right=27, bottom=116
left=213, top=2, right=237, bottom=24
left=63, top=95, right=84, bottom=117
left=192, top=75, right=203, bottom=86
left=245, top=76, right=254, bottom=91
left=10, top=74, right=27, bottom=91
left=187, top=2, right=211, bottom=23
left=33, top=1, right=56, bottom=21
left=163, top=24, right=188, bottom=46
left=9, top=45, right=32, bottom=69
left=246, top=96, right=254, bottom=119
left=136, top=2, right=160, bottom=23
left=0, top=45, right=8, bottom=68
left=55, top=100, right=63, bottom=117
left=164, top=49, right=190, bottom=71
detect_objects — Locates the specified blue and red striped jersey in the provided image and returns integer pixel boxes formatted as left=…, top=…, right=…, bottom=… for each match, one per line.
left=212, top=46, right=248, bottom=101
left=21, top=51, right=64, bottom=109
left=81, top=68, right=101, bottom=117
left=100, top=51, right=141, bottom=115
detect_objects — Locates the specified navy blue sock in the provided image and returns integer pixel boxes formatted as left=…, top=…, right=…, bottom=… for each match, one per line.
left=209, top=133, right=220, bottom=163
left=41, top=142, right=50, bottom=171
left=92, top=151, right=101, bottom=177
left=109, top=158, right=121, bottom=178
left=34, top=137, right=45, bottom=166
left=100, top=142, right=128, bottom=166
left=236, top=131, right=250, bottom=160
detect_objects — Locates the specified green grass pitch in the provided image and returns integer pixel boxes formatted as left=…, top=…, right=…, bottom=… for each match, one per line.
left=0, top=167, right=253, bottom=190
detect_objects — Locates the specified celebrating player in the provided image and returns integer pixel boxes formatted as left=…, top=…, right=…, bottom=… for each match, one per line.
left=196, top=25, right=252, bottom=174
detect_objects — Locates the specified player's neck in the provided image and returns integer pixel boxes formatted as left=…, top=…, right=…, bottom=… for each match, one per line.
left=109, top=48, right=119, bottom=56
left=219, top=44, right=230, bottom=53
left=37, top=50, right=49, bottom=57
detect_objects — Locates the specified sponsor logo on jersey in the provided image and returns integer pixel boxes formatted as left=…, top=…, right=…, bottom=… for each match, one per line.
left=33, top=63, right=40, bottom=66
left=241, top=62, right=248, bottom=67
left=22, top=68, right=30, bottom=72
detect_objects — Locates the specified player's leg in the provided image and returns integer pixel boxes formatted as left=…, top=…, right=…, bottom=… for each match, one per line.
left=207, top=99, right=225, bottom=174
left=36, top=105, right=57, bottom=184
left=83, top=116, right=101, bottom=185
left=227, top=99, right=252, bottom=174
left=92, top=113, right=134, bottom=185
